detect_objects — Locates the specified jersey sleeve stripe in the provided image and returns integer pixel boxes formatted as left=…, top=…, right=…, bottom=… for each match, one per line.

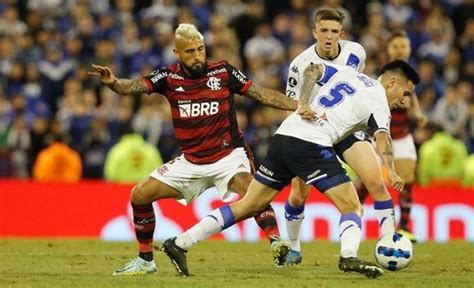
left=240, top=80, right=253, bottom=94
left=317, top=64, right=338, bottom=86
left=141, top=77, right=153, bottom=93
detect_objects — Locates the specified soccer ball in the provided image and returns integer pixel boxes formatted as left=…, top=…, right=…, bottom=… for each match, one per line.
left=374, top=232, right=413, bottom=271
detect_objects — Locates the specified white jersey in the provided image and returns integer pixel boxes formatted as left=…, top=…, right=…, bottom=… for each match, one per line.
left=276, top=64, right=391, bottom=147
left=286, top=40, right=366, bottom=101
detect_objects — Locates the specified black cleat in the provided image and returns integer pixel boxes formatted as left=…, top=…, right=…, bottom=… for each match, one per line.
left=161, top=237, right=190, bottom=277
left=338, top=257, right=384, bottom=279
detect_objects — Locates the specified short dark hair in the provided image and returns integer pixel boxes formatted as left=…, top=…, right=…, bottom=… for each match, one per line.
left=387, top=30, right=408, bottom=43
left=380, top=60, right=420, bottom=85
left=314, top=9, right=345, bottom=25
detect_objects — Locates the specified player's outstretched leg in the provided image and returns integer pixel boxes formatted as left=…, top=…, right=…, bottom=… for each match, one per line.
left=338, top=257, right=384, bottom=279
left=269, top=236, right=290, bottom=267
left=161, top=237, right=190, bottom=276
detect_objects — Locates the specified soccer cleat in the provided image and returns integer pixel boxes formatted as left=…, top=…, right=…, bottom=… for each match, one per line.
left=270, top=236, right=290, bottom=267
left=161, top=237, right=190, bottom=277
left=397, top=229, right=417, bottom=243
left=112, top=257, right=157, bottom=276
left=286, top=249, right=303, bottom=266
left=338, top=257, right=384, bottom=279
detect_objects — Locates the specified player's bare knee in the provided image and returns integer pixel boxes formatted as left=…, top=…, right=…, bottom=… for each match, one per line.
left=363, top=178, right=386, bottom=199
left=131, top=184, right=151, bottom=205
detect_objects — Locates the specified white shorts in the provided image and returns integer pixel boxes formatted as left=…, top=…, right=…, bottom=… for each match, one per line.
left=150, top=147, right=252, bottom=204
left=392, top=134, right=417, bottom=161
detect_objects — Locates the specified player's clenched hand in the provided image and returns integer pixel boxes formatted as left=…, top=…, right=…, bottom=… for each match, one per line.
left=88, top=64, right=117, bottom=85
left=297, top=103, right=316, bottom=120
left=387, top=169, right=405, bottom=192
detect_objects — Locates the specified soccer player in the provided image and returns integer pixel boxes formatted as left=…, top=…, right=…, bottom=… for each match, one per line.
left=358, top=30, right=428, bottom=242
left=162, top=60, right=418, bottom=278
left=284, top=8, right=396, bottom=265
left=89, top=23, right=296, bottom=276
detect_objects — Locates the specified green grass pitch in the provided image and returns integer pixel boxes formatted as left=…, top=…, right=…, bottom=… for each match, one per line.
left=0, top=239, right=472, bottom=287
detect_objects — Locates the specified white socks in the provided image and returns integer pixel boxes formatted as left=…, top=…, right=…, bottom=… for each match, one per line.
left=284, top=201, right=305, bottom=252
left=175, top=205, right=236, bottom=250
left=175, top=208, right=224, bottom=250
left=374, top=200, right=396, bottom=236
left=339, top=213, right=362, bottom=258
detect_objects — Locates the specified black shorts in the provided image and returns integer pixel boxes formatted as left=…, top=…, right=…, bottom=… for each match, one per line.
left=333, top=131, right=370, bottom=160
left=255, top=135, right=350, bottom=192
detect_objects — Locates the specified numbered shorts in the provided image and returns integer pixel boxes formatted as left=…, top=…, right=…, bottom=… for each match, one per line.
left=255, top=135, right=350, bottom=192
left=149, top=147, right=252, bottom=204
left=393, top=134, right=417, bottom=161
left=333, top=131, right=370, bottom=160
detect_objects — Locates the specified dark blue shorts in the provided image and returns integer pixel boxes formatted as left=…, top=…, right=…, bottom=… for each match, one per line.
left=255, top=135, right=350, bottom=192
left=333, top=131, right=370, bottom=160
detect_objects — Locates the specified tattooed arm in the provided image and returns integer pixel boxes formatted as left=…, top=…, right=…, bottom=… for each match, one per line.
left=296, top=63, right=325, bottom=120
left=374, top=131, right=395, bottom=170
left=374, top=131, right=405, bottom=191
left=107, top=79, right=149, bottom=95
left=88, top=64, right=149, bottom=95
left=244, top=84, right=298, bottom=111
left=299, top=63, right=324, bottom=106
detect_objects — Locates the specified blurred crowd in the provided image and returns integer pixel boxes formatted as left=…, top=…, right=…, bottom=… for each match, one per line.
left=0, top=0, right=473, bottom=185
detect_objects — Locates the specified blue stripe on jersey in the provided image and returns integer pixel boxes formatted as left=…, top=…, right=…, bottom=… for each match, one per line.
left=346, top=53, right=360, bottom=70
left=317, top=64, right=338, bottom=85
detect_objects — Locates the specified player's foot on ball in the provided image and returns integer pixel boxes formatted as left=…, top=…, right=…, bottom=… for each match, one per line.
left=286, top=249, right=303, bottom=266
left=112, top=257, right=156, bottom=276
left=338, top=256, right=384, bottom=279
left=161, top=237, right=190, bottom=277
left=397, top=229, right=417, bottom=243
left=270, top=236, right=290, bottom=267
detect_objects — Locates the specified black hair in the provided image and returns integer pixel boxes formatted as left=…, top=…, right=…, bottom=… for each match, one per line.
left=380, top=60, right=420, bottom=85
left=387, top=30, right=408, bottom=43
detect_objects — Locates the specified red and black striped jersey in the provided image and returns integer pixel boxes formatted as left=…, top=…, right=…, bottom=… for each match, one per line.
left=390, top=108, right=410, bottom=139
left=142, top=60, right=252, bottom=164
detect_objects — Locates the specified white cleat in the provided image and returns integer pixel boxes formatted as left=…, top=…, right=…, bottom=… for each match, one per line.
left=112, top=257, right=157, bottom=276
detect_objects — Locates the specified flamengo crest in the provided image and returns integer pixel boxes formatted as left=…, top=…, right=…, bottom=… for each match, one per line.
left=207, top=76, right=221, bottom=90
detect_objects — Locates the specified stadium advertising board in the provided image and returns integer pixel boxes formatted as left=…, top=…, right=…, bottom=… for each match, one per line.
left=0, top=180, right=472, bottom=242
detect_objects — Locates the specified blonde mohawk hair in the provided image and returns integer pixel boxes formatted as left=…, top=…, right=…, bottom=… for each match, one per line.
left=175, top=23, right=204, bottom=40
